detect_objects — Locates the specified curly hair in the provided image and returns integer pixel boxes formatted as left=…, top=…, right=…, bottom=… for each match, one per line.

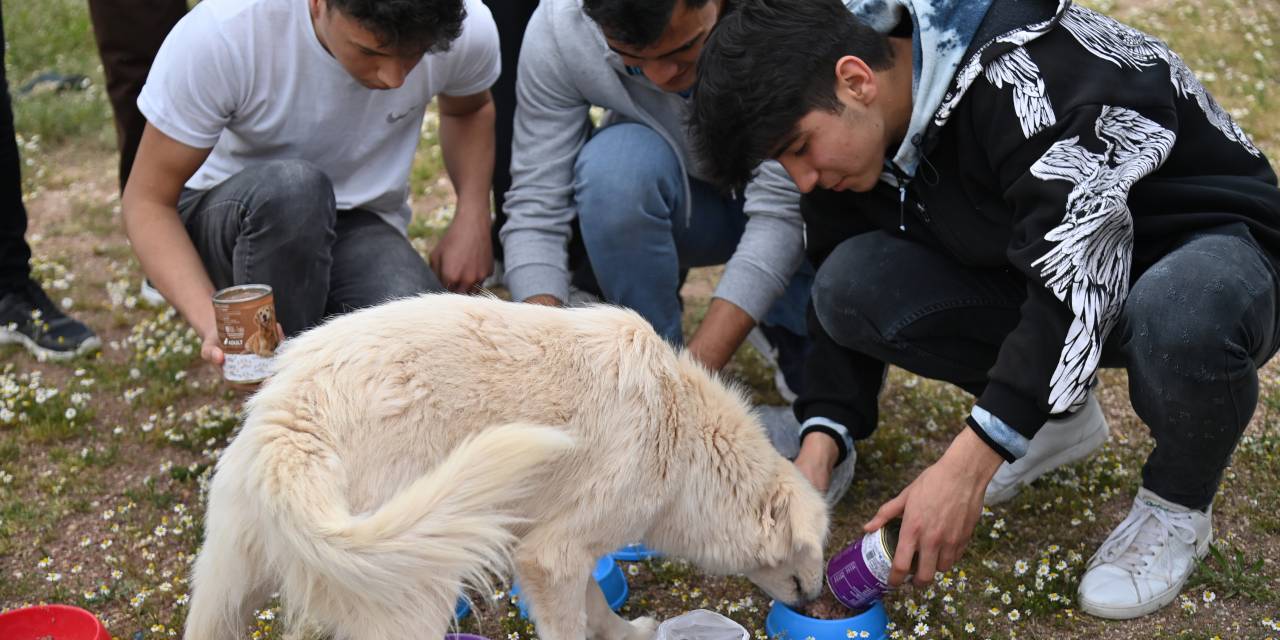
left=689, top=0, right=892, bottom=189
left=328, top=0, right=467, bottom=55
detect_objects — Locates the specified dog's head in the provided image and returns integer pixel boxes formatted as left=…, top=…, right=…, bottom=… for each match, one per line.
left=649, top=356, right=830, bottom=608
left=739, top=461, right=829, bottom=607
left=255, top=305, right=275, bottom=330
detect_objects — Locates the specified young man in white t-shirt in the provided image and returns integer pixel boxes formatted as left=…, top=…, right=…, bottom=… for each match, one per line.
left=122, top=0, right=500, bottom=375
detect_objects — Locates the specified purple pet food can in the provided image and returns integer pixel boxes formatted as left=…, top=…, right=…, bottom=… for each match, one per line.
left=825, top=522, right=900, bottom=611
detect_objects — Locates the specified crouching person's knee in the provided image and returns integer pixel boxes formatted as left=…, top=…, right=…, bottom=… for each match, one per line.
left=243, top=159, right=338, bottom=250
left=812, top=238, right=894, bottom=351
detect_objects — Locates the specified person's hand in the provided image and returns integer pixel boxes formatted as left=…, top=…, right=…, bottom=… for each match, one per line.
left=864, top=427, right=1004, bottom=588
left=524, top=294, right=563, bottom=307
left=429, top=211, right=493, bottom=293
left=202, top=322, right=284, bottom=387
left=200, top=329, right=226, bottom=373
left=794, top=432, right=840, bottom=493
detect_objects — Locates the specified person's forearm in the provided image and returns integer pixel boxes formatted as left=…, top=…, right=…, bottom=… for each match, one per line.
left=122, top=200, right=218, bottom=339
left=686, top=297, right=757, bottom=371
left=439, top=100, right=496, bottom=225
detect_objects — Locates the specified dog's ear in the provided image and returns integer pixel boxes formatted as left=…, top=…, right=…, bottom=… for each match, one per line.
left=760, top=476, right=794, bottom=548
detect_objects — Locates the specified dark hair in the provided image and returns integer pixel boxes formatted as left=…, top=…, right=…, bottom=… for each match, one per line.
left=582, top=0, right=713, bottom=49
left=689, top=0, right=893, bottom=189
left=328, top=0, right=467, bottom=55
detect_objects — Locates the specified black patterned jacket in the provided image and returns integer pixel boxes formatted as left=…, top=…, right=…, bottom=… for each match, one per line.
left=796, top=0, right=1280, bottom=462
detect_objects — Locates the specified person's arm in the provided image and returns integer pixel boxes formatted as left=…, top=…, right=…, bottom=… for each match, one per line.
left=430, top=90, right=497, bottom=292
left=498, top=4, right=592, bottom=305
left=687, top=160, right=806, bottom=369
left=792, top=306, right=882, bottom=490
left=789, top=187, right=883, bottom=489
left=865, top=427, right=1004, bottom=586
left=684, top=298, right=754, bottom=370
left=120, top=124, right=220, bottom=364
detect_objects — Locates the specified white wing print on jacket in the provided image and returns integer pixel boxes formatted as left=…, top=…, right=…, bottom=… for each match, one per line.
left=1029, top=106, right=1176, bottom=412
left=985, top=47, right=1056, bottom=139
left=1061, top=5, right=1260, bottom=157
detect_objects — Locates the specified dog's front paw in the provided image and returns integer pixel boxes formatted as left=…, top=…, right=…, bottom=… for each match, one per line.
left=625, top=616, right=658, bottom=640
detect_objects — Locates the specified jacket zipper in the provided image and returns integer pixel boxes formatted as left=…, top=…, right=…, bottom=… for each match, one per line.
left=889, top=162, right=911, bottom=232
left=898, top=184, right=907, bottom=231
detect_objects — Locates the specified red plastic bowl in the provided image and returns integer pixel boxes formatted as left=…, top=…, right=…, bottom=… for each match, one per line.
left=0, top=605, right=110, bottom=640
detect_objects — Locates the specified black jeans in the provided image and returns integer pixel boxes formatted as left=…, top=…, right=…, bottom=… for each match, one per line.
left=0, top=5, right=32, bottom=291
left=178, top=160, right=444, bottom=335
left=813, top=225, right=1280, bottom=510
left=480, top=0, right=539, bottom=261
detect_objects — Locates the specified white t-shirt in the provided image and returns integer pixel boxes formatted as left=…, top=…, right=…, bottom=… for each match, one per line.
left=138, top=0, right=500, bottom=232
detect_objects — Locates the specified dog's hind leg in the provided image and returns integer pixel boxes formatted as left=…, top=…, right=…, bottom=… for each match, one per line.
left=184, top=511, right=273, bottom=640
left=585, top=579, right=657, bottom=640
left=515, top=540, right=594, bottom=640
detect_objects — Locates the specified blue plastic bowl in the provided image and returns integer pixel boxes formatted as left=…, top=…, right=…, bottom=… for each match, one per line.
left=612, top=542, right=660, bottom=562
left=764, top=599, right=888, bottom=640
left=512, top=556, right=628, bottom=618
left=454, top=597, right=471, bottom=619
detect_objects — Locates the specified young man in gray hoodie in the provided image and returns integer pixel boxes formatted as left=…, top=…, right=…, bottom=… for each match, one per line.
left=499, top=0, right=814, bottom=392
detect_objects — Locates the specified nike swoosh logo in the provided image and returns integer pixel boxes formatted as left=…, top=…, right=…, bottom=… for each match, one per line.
left=386, top=110, right=413, bottom=124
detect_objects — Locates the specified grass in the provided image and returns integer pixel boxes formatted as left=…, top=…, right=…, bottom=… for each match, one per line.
left=3, top=0, right=1280, bottom=638
left=1188, top=542, right=1278, bottom=603
left=5, top=0, right=114, bottom=163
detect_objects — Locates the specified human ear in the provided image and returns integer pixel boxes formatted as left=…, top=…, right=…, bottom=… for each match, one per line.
left=834, top=55, right=878, bottom=106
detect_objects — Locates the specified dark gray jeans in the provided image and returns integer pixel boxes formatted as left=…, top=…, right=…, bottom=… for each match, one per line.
left=179, top=159, right=442, bottom=335
left=814, top=224, right=1280, bottom=510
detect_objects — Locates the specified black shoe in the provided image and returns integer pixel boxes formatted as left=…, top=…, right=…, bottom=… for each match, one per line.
left=747, top=323, right=811, bottom=402
left=0, top=279, right=100, bottom=361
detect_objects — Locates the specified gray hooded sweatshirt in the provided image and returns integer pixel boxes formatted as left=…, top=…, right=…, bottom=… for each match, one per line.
left=498, top=0, right=805, bottom=322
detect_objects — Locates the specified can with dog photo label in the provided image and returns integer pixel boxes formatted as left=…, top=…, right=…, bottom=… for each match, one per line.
left=825, top=520, right=900, bottom=612
left=212, top=284, right=279, bottom=384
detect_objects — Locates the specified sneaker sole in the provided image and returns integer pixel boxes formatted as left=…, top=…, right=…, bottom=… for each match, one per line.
left=0, top=329, right=101, bottom=361
left=1079, top=533, right=1212, bottom=620
left=984, top=415, right=1110, bottom=506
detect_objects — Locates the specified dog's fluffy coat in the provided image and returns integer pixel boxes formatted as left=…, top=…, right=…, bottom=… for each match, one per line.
left=185, top=294, right=829, bottom=640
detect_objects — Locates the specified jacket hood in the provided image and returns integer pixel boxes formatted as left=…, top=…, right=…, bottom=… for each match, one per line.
left=849, top=0, right=1070, bottom=178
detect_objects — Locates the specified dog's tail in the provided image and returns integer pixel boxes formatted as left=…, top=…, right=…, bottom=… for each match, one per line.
left=265, top=422, right=573, bottom=637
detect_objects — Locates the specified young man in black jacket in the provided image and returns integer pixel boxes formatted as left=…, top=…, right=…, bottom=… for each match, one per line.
left=690, top=0, right=1280, bottom=620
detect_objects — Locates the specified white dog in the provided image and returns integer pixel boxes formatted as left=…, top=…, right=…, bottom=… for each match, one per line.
left=184, top=294, right=829, bottom=640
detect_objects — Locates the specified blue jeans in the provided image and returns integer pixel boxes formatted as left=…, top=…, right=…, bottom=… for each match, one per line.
left=813, top=224, right=1280, bottom=510
left=573, top=123, right=810, bottom=344
left=178, top=159, right=443, bottom=335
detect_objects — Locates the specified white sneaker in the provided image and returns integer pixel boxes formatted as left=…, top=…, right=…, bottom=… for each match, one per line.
left=566, top=284, right=601, bottom=307
left=756, top=405, right=854, bottom=506
left=139, top=278, right=168, bottom=307
left=1078, top=487, right=1212, bottom=619
left=482, top=259, right=504, bottom=289
left=983, top=393, right=1109, bottom=505
left=825, top=445, right=856, bottom=506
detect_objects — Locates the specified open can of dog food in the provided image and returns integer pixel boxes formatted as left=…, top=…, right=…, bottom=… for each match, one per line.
left=825, top=521, right=900, bottom=612
left=212, top=284, right=279, bottom=384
